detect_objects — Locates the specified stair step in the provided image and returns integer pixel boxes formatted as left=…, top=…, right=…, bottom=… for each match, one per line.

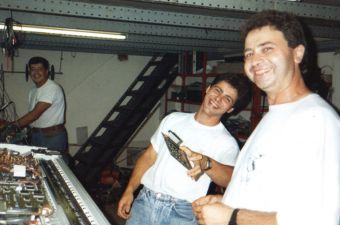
left=126, top=90, right=140, bottom=96
left=75, top=150, right=101, bottom=165
left=102, top=120, right=135, bottom=129
left=114, top=105, right=135, bottom=112
left=89, top=136, right=107, bottom=147
left=72, top=53, right=179, bottom=186
left=126, top=89, right=153, bottom=96
left=137, top=76, right=159, bottom=81
left=147, top=61, right=161, bottom=66
left=102, top=120, right=120, bottom=128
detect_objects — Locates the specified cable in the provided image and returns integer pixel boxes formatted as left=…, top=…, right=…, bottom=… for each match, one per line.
left=0, top=101, right=13, bottom=111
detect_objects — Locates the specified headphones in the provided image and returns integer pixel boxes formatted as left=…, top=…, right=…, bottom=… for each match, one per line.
left=25, top=64, right=55, bottom=82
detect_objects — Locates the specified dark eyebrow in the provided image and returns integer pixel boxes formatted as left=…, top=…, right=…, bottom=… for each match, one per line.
left=244, top=48, right=252, bottom=54
left=244, top=41, right=275, bottom=53
left=212, top=85, right=223, bottom=91
left=259, top=41, right=274, bottom=47
left=225, top=94, right=234, bottom=104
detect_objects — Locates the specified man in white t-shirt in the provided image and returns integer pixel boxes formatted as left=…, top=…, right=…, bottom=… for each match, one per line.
left=117, top=73, right=252, bottom=225
left=14, top=57, right=67, bottom=154
left=192, top=10, right=340, bottom=225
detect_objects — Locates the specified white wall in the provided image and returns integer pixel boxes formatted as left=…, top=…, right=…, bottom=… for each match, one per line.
left=1, top=49, right=160, bottom=155
left=2, top=49, right=339, bottom=157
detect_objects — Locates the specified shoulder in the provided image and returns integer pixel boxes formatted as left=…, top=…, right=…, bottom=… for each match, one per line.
left=289, top=94, right=339, bottom=133
left=162, top=111, right=192, bottom=122
left=294, top=94, right=339, bottom=121
left=210, top=124, right=239, bottom=148
left=220, top=130, right=239, bottom=146
left=209, top=128, right=239, bottom=162
left=158, top=112, right=194, bottom=132
left=47, top=79, right=61, bottom=87
left=44, top=80, right=63, bottom=92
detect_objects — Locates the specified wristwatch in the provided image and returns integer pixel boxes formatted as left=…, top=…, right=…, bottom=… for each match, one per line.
left=203, top=157, right=212, bottom=171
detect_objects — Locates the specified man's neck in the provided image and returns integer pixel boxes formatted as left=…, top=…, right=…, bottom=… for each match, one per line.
left=267, top=73, right=311, bottom=105
left=35, top=79, right=48, bottom=88
left=194, top=109, right=221, bottom=127
left=267, top=87, right=311, bottom=105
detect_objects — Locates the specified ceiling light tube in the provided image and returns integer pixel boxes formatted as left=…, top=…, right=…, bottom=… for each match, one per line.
left=1, top=23, right=126, bottom=40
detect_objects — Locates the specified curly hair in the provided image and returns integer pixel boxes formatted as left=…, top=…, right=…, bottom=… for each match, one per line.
left=241, top=10, right=306, bottom=49
left=211, top=73, right=252, bottom=114
left=241, top=10, right=311, bottom=79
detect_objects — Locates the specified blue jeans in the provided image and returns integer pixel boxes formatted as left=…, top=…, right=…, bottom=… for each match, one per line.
left=31, top=129, right=68, bottom=152
left=126, top=187, right=198, bottom=225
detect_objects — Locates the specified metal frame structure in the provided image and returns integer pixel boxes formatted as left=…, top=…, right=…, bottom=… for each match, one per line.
left=1, top=0, right=340, bottom=56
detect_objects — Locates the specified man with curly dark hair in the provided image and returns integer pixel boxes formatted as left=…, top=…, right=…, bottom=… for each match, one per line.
left=193, top=10, right=340, bottom=225
left=117, top=73, right=251, bottom=225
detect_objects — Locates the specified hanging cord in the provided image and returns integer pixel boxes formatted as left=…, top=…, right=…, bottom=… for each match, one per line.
left=59, top=51, right=64, bottom=73
left=0, top=64, right=29, bottom=145
left=3, top=17, right=17, bottom=69
left=0, top=64, right=18, bottom=121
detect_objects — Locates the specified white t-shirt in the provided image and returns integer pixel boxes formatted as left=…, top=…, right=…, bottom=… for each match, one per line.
left=28, top=79, right=65, bottom=128
left=142, top=112, right=239, bottom=202
left=223, top=94, right=340, bottom=225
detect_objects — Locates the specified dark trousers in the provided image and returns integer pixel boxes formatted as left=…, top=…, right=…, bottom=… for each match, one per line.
left=31, top=128, right=69, bottom=163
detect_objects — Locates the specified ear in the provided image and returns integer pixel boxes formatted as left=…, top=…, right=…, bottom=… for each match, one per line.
left=293, top=44, right=305, bottom=64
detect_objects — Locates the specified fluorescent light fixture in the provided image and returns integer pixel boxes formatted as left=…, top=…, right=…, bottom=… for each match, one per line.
left=0, top=23, right=126, bottom=40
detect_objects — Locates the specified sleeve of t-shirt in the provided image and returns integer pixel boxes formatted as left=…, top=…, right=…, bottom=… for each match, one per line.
left=207, top=135, right=239, bottom=166
left=36, top=84, right=58, bottom=104
left=150, top=113, right=173, bottom=153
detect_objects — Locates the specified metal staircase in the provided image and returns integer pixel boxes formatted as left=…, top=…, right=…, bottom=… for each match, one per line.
left=72, top=53, right=178, bottom=186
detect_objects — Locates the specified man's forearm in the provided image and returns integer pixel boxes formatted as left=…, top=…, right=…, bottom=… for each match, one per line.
left=197, top=203, right=278, bottom=225
left=236, top=209, right=278, bottom=225
left=205, top=159, right=233, bottom=187
left=16, top=112, right=38, bottom=128
left=15, top=101, right=51, bottom=128
left=124, top=145, right=157, bottom=194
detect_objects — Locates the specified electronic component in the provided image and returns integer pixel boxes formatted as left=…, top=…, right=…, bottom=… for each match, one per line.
left=162, top=130, right=192, bottom=169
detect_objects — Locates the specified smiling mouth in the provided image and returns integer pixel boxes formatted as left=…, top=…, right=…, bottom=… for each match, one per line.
left=254, top=67, right=270, bottom=76
left=253, top=68, right=272, bottom=82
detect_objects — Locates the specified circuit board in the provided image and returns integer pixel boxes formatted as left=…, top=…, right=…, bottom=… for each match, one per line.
left=0, top=143, right=111, bottom=225
left=162, top=132, right=192, bottom=169
left=0, top=149, right=53, bottom=224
